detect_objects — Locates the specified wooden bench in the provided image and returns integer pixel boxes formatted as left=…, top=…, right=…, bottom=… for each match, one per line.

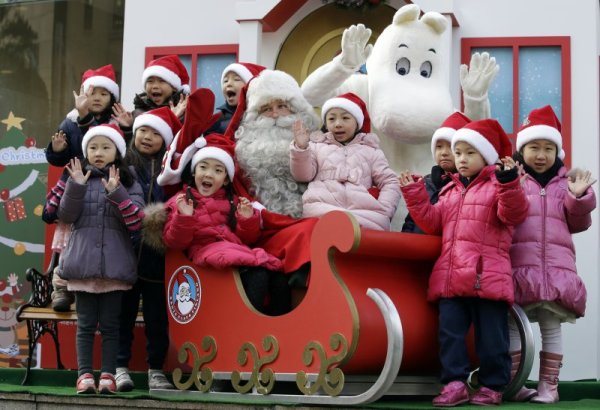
left=16, top=252, right=143, bottom=385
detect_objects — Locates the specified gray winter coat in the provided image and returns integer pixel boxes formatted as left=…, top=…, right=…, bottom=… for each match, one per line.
left=58, top=166, right=145, bottom=284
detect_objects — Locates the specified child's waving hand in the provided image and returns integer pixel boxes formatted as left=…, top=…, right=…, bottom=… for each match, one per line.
left=237, top=197, right=254, bottom=219
left=66, top=158, right=91, bottom=185
left=568, top=169, right=596, bottom=198
left=293, top=119, right=310, bottom=149
left=399, top=170, right=417, bottom=187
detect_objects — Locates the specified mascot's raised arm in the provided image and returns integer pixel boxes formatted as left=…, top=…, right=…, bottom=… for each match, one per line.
left=301, top=3, right=498, bottom=177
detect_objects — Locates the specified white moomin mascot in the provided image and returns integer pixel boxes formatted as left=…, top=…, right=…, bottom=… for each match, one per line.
left=301, top=4, right=498, bottom=227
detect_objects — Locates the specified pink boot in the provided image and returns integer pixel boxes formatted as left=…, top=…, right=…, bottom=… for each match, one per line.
left=508, top=350, right=537, bottom=401
left=432, top=381, right=470, bottom=407
left=530, top=351, right=562, bottom=404
left=470, top=386, right=503, bottom=406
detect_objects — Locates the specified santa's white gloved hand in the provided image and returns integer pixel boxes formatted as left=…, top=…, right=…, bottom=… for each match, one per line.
left=340, top=24, right=373, bottom=70
left=460, top=52, right=500, bottom=101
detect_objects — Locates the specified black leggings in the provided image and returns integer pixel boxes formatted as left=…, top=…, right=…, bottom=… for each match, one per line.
left=240, top=267, right=291, bottom=316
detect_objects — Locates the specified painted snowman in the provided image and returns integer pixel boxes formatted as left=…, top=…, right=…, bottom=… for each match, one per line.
left=302, top=4, right=498, bottom=228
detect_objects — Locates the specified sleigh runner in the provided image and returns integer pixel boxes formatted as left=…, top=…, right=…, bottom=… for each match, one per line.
left=156, top=210, right=534, bottom=405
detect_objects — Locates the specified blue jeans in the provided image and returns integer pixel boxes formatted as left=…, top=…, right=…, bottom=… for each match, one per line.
left=438, top=297, right=510, bottom=390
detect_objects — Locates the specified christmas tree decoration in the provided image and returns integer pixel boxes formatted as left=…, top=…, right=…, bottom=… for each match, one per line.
left=13, top=243, right=26, bottom=256
left=0, top=111, right=46, bottom=314
left=1, top=112, right=26, bottom=131
left=3, top=197, right=27, bottom=222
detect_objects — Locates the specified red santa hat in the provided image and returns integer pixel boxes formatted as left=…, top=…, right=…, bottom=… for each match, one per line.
left=157, top=88, right=221, bottom=186
left=133, top=106, right=182, bottom=147
left=451, top=119, right=512, bottom=165
left=224, top=69, right=319, bottom=140
left=190, top=134, right=236, bottom=179
left=81, top=64, right=120, bottom=100
left=221, top=62, right=266, bottom=84
left=177, top=272, right=190, bottom=287
left=321, top=92, right=371, bottom=133
left=431, top=111, right=471, bottom=160
left=81, top=123, right=127, bottom=158
left=142, top=55, right=190, bottom=94
left=517, top=105, right=564, bottom=160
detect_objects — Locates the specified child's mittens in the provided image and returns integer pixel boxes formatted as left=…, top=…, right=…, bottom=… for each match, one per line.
left=495, top=166, right=518, bottom=183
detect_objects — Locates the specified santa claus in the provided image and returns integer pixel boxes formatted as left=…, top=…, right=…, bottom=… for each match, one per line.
left=230, top=69, right=320, bottom=219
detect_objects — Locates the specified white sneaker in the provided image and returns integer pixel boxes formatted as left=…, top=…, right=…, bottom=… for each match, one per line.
left=115, top=367, right=134, bottom=392
left=148, top=369, right=174, bottom=390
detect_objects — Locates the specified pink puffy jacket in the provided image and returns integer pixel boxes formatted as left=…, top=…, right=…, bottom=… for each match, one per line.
left=163, top=186, right=283, bottom=271
left=510, top=168, right=596, bottom=317
left=401, top=166, right=528, bottom=303
left=290, top=131, right=400, bottom=231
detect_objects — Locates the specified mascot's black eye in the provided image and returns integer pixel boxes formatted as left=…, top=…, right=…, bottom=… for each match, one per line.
left=420, top=61, right=432, bottom=78
left=396, top=57, right=410, bottom=76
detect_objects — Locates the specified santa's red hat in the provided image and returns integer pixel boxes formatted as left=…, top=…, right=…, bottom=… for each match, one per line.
left=81, top=123, right=127, bottom=158
left=143, top=55, right=190, bottom=94
left=431, top=111, right=471, bottom=159
left=321, top=92, right=371, bottom=133
left=177, top=272, right=190, bottom=286
left=81, top=64, right=119, bottom=100
left=224, top=69, right=319, bottom=139
left=133, top=106, right=181, bottom=147
left=452, top=119, right=512, bottom=165
left=157, top=88, right=221, bottom=186
left=190, top=134, right=236, bottom=179
left=221, top=62, right=266, bottom=84
left=517, top=105, right=564, bottom=160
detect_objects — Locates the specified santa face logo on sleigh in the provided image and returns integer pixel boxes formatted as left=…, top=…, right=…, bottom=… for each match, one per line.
left=167, top=266, right=201, bottom=324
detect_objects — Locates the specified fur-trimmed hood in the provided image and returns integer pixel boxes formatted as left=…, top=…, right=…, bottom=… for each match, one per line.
left=142, top=202, right=167, bottom=253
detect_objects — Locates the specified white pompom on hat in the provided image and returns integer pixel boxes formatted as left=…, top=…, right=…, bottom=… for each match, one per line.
left=517, top=105, right=564, bottom=160
left=133, top=106, right=182, bottom=147
left=81, top=123, right=127, bottom=158
left=321, top=92, right=371, bottom=133
left=81, top=64, right=120, bottom=100
left=142, top=55, right=190, bottom=94
left=452, top=119, right=512, bottom=165
left=431, top=111, right=471, bottom=160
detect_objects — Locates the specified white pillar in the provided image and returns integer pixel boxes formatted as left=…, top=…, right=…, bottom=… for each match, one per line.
left=238, top=20, right=263, bottom=64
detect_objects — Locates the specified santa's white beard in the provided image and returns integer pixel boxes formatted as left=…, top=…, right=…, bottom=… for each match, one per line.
left=235, top=112, right=309, bottom=218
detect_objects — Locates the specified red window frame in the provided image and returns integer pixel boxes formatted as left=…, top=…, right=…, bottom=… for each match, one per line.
left=461, top=37, right=571, bottom=167
left=145, top=44, right=239, bottom=93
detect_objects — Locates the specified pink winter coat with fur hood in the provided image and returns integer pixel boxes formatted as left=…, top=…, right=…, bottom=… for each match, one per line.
left=510, top=167, right=596, bottom=318
left=401, top=166, right=528, bottom=304
left=290, top=131, right=400, bottom=231
left=163, top=186, right=283, bottom=271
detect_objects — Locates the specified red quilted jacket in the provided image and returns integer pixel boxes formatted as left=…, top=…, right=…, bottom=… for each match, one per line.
left=401, top=166, right=528, bottom=303
left=163, top=186, right=283, bottom=271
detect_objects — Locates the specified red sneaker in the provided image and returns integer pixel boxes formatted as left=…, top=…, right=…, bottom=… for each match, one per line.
left=432, top=381, right=470, bottom=407
left=98, top=373, right=117, bottom=394
left=76, top=373, right=96, bottom=394
left=470, top=386, right=502, bottom=406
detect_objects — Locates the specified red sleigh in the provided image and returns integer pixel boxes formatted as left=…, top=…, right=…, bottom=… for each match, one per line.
left=160, top=211, right=534, bottom=405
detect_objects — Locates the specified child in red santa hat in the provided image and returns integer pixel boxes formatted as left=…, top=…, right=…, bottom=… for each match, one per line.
left=115, top=106, right=182, bottom=392
left=508, top=105, right=596, bottom=404
left=290, top=92, right=400, bottom=231
left=399, top=119, right=529, bottom=407
left=117, top=55, right=191, bottom=129
left=207, top=62, right=266, bottom=134
left=161, top=132, right=291, bottom=315
left=47, top=64, right=123, bottom=167
left=402, top=111, right=470, bottom=233
left=58, top=123, right=144, bottom=395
